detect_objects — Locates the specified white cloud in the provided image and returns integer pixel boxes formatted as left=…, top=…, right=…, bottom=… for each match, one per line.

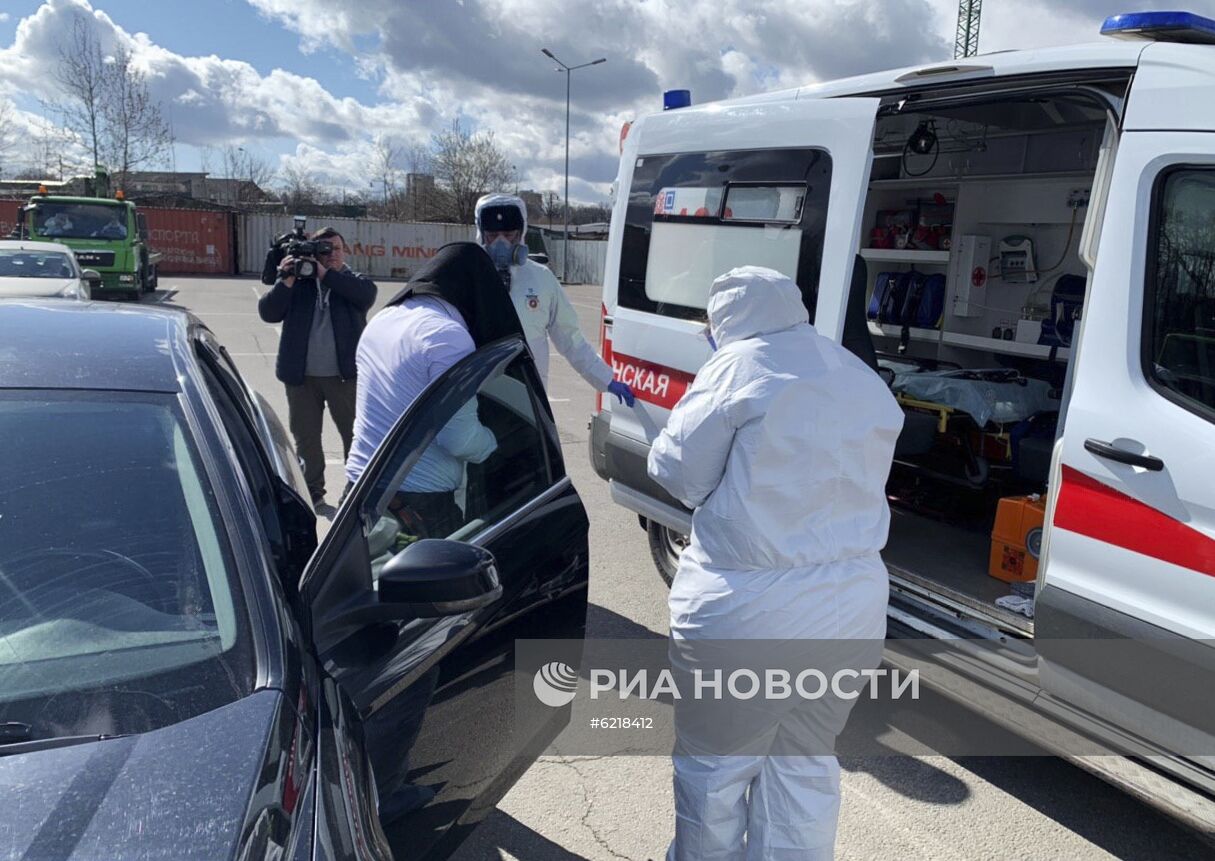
left=0, top=1, right=444, bottom=164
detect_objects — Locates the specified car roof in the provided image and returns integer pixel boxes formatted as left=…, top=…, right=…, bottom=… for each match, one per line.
left=0, top=240, right=75, bottom=254
left=0, top=301, right=196, bottom=393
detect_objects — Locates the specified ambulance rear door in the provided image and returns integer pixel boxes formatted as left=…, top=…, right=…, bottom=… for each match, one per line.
left=1036, top=42, right=1215, bottom=760
left=603, top=96, right=879, bottom=447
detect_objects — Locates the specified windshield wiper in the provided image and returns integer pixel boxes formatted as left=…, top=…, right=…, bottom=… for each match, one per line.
left=0, top=723, right=127, bottom=757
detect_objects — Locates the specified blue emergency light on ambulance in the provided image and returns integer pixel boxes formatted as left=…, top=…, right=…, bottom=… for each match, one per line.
left=663, top=89, right=692, bottom=110
left=1100, top=10, right=1215, bottom=43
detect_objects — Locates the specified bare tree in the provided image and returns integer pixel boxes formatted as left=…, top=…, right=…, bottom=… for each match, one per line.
left=279, top=163, right=325, bottom=210
left=541, top=191, right=562, bottom=228
left=17, top=119, right=81, bottom=180
left=100, top=44, right=173, bottom=184
left=52, top=19, right=171, bottom=182
left=406, top=143, right=432, bottom=176
left=370, top=134, right=403, bottom=216
left=571, top=202, right=611, bottom=225
left=52, top=19, right=108, bottom=170
left=0, top=101, right=15, bottom=176
left=221, top=145, right=275, bottom=204
left=430, top=119, right=513, bottom=224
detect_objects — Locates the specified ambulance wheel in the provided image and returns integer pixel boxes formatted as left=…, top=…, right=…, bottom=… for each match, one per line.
left=647, top=520, right=687, bottom=587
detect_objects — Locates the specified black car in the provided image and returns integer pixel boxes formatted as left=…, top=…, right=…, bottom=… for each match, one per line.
left=0, top=301, right=589, bottom=859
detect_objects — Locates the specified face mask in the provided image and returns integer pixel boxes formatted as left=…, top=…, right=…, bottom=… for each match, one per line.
left=487, top=237, right=515, bottom=269
left=485, top=235, right=530, bottom=266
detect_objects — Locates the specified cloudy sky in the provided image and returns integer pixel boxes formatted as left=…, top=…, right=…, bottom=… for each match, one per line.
left=0, top=0, right=1211, bottom=204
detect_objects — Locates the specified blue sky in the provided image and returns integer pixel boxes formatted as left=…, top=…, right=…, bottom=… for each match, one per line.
left=1, top=0, right=1211, bottom=205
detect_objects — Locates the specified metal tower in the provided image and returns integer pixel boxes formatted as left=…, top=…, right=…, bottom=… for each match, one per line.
left=955, top=0, right=983, bottom=58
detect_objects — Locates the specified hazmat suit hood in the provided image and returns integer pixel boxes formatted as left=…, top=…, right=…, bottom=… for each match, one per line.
left=474, top=193, right=528, bottom=244
left=706, top=266, right=809, bottom=349
left=385, top=241, right=524, bottom=347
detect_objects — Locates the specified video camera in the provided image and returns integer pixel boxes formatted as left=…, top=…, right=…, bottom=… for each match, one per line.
left=260, top=215, right=334, bottom=284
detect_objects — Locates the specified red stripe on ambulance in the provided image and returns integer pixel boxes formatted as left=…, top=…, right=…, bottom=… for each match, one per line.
left=611, top=351, right=694, bottom=410
left=1054, top=465, right=1215, bottom=577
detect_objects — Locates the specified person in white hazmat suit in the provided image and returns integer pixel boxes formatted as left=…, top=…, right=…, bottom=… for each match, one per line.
left=474, top=193, right=634, bottom=406
left=647, top=266, right=904, bottom=860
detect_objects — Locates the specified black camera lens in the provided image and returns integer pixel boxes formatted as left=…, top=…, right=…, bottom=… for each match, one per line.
left=296, top=259, right=317, bottom=279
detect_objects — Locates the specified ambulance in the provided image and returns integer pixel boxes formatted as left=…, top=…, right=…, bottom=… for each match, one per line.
left=589, top=11, right=1215, bottom=833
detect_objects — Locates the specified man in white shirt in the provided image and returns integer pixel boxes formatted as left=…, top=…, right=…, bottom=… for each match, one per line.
left=345, top=242, right=525, bottom=537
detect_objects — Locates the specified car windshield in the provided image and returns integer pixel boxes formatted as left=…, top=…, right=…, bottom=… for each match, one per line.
left=0, top=394, right=256, bottom=741
left=33, top=203, right=128, bottom=240
left=0, top=250, right=76, bottom=279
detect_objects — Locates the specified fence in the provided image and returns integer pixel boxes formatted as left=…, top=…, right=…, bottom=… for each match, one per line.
left=239, top=215, right=475, bottom=280
left=547, top=238, right=608, bottom=286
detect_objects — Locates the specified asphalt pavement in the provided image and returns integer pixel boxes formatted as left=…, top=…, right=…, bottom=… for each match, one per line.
left=148, top=276, right=1209, bottom=861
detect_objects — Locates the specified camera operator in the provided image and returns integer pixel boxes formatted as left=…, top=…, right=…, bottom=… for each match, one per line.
left=258, top=227, right=377, bottom=508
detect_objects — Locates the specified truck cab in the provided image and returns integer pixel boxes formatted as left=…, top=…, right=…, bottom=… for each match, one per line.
left=592, top=10, right=1215, bottom=835
left=22, top=192, right=160, bottom=299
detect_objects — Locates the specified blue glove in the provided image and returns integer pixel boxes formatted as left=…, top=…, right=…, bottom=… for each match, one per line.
left=607, top=380, right=636, bottom=407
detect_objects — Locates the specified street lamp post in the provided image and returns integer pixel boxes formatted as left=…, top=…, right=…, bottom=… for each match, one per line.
left=541, top=48, right=605, bottom=283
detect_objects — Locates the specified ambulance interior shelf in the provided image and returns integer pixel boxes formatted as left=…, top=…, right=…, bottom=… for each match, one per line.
left=857, top=84, right=1106, bottom=631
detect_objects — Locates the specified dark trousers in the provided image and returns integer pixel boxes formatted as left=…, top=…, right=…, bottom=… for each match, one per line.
left=285, top=376, right=357, bottom=501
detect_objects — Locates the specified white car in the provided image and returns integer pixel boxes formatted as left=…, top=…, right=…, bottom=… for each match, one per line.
left=0, top=240, right=97, bottom=300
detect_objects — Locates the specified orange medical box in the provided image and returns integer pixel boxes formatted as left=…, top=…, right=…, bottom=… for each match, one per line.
left=989, top=495, right=1046, bottom=582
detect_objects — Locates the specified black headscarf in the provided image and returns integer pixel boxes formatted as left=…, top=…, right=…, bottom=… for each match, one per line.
left=386, top=242, right=525, bottom=347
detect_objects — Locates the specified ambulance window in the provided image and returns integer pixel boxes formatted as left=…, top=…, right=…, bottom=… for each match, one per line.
left=721, top=184, right=805, bottom=223
left=619, top=149, right=832, bottom=323
left=1145, top=167, right=1215, bottom=421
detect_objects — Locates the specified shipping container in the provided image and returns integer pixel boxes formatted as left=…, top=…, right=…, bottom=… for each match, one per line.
left=239, top=215, right=475, bottom=280
left=0, top=199, right=20, bottom=239
left=142, top=208, right=234, bottom=275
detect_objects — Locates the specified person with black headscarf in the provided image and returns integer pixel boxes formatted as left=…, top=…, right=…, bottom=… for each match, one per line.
left=344, top=242, right=525, bottom=536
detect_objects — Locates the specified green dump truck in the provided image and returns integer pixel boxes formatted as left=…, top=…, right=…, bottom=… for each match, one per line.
left=18, top=190, right=161, bottom=300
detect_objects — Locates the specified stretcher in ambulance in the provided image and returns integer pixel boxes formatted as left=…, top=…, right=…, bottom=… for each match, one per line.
left=589, top=11, right=1215, bottom=836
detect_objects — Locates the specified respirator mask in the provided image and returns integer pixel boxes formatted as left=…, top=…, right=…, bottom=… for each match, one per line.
left=487, top=237, right=528, bottom=269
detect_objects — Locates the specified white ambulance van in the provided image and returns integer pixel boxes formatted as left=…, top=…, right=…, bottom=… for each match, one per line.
left=590, top=11, right=1215, bottom=833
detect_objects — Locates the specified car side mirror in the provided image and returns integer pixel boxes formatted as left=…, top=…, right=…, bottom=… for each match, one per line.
left=81, top=269, right=102, bottom=284
left=378, top=539, right=502, bottom=618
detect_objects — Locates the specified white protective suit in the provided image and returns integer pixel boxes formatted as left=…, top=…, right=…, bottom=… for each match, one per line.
left=647, top=266, right=904, bottom=861
left=474, top=193, right=614, bottom=391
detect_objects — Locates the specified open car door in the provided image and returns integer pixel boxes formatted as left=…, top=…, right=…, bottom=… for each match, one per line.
left=300, top=337, right=590, bottom=859
left=1036, top=95, right=1215, bottom=760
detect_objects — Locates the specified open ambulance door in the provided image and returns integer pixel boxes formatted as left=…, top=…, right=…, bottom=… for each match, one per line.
left=604, top=96, right=879, bottom=451
left=1036, top=83, right=1215, bottom=760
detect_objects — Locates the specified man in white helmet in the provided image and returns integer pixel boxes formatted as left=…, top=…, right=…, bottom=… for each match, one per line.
left=648, top=266, right=904, bottom=860
left=475, top=193, right=634, bottom=406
